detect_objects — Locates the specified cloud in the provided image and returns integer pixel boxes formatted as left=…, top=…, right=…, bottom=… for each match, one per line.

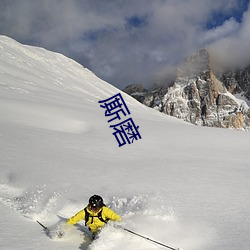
left=209, top=4, right=250, bottom=69
left=200, top=18, right=240, bottom=45
left=0, top=0, right=249, bottom=89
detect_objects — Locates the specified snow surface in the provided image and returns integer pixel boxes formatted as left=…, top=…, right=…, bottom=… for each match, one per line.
left=0, top=35, right=250, bottom=250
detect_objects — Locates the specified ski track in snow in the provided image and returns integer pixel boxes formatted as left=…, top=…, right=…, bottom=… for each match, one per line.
left=0, top=180, right=211, bottom=250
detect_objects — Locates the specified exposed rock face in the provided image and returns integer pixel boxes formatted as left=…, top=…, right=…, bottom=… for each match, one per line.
left=123, top=84, right=147, bottom=103
left=123, top=49, right=250, bottom=130
left=217, top=66, right=250, bottom=99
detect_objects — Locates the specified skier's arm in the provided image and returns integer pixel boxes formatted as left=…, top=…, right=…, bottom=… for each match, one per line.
left=104, top=207, right=122, bottom=222
left=67, top=209, right=85, bottom=225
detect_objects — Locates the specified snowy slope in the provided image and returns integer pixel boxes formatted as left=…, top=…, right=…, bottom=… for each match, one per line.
left=0, top=36, right=250, bottom=250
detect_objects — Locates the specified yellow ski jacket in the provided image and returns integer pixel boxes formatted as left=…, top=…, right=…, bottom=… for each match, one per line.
left=67, top=206, right=121, bottom=233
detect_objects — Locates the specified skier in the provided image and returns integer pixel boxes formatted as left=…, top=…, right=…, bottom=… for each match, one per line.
left=66, top=194, right=121, bottom=239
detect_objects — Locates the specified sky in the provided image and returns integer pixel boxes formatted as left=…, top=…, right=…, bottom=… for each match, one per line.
left=0, top=0, right=249, bottom=89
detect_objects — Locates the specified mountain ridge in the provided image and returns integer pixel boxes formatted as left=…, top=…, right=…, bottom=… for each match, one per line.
left=123, top=49, right=250, bottom=130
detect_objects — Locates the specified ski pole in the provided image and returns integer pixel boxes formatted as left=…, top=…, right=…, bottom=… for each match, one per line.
left=37, top=220, right=48, bottom=231
left=122, top=227, right=180, bottom=250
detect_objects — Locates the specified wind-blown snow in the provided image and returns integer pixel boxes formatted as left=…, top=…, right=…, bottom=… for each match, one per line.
left=0, top=36, right=250, bottom=250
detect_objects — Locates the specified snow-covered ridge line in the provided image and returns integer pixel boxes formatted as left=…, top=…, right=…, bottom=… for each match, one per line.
left=0, top=35, right=145, bottom=109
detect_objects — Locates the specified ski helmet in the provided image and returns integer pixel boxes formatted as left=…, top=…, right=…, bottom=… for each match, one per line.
left=89, top=195, right=104, bottom=210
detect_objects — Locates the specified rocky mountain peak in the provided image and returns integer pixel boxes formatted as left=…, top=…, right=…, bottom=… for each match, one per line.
left=123, top=49, right=250, bottom=130
left=177, top=49, right=210, bottom=78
